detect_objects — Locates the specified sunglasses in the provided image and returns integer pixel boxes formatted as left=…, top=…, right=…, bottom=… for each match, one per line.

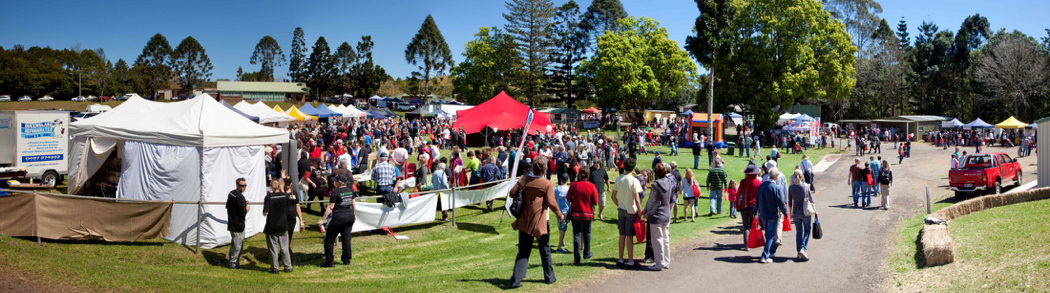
left=237, top=184, right=247, bottom=188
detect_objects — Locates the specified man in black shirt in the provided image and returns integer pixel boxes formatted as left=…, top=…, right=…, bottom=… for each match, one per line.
left=320, top=175, right=356, bottom=267
left=264, top=178, right=294, bottom=274
left=306, top=159, right=326, bottom=212
left=692, top=138, right=703, bottom=170
left=706, top=138, right=716, bottom=168
left=589, top=162, right=610, bottom=221
left=225, top=178, right=249, bottom=269
left=480, top=156, right=500, bottom=210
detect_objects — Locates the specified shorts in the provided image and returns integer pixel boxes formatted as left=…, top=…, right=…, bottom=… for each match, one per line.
left=598, top=192, right=607, bottom=207
left=558, top=219, right=569, bottom=232
left=617, top=209, right=637, bottom=237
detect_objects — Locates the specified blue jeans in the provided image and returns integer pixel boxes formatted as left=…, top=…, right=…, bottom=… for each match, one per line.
left=745, top=146, right=751, bottom=157
left=376, top=186, right=394, bottom=203
left=693, top=155, right=700, bottom=169
left=760, top=218, right=780, bottom=260
left=709, top=189, right=723, bottom=214
left=670, top=145, right=678, bottom=156
left=571, top=219, right=592, bottom=264
left=851, top=181, right=862, bottom=205
left=861, top=184, right=871, bottom=206
left=793, top=212, right=812, bottom=253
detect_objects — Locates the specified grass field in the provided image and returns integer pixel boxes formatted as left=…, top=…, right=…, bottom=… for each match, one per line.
left=0, top=126, right=841, bottom=292
left=886, top=197, right=1050, bottom=291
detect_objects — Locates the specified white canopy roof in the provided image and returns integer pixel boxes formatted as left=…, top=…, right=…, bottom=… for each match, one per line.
left=234, top=101, right=296, bottom=124
left=70, top=94, right=289, bottom=147
left=337, top=104, right=368, bottom=118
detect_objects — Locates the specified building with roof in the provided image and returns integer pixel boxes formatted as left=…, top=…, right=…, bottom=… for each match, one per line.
left=216, top=81, right=308, bottom=104
left=840, top=115, right=946, bottom=141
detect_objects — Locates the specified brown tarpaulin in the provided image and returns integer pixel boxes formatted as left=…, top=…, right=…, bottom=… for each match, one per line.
left=0, top=192, right=172, bottom=241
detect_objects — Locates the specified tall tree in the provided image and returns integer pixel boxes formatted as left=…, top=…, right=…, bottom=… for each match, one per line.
left=351, top=36, right=388, bottom=98
left=974, top=32, right=1049, bottom=120
left=579, top=0, right=628, bottom=49
left=405, top=14, right=455, bottom=96
left=896, top=17, right=911, bottom=52
left=88, top=48, right=110, bottom=97
left=288, top=27, right=307, bottom=82
left=503, top=0, right=557, bottom=105
left=306, top=36, right=336, bottom=100
left=111, top=58, right=131, bottom=95
left=822, top=0, right=883, bottom=56
left=134, top=33, right=173, bottom=99
left=452, top=27, right=525, bottom=104
left=580, top=17, right=696, bottom=121
left=545, top=0, right=588, bottom=105
left=716, top=0, right=857, bottom=127
left=250, top=36, right=285, bottom=82
left=909, top=21, right=954, bottom=115
left=685, top=0, right=735, bottom=139
left=334, top=41, right=356, bottom=95
left=171, top=36, right=213, bottom=94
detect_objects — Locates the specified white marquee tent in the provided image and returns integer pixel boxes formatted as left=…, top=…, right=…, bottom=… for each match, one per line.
left=233, top=101, right=296, bottom=124
left=67, top=94, right=289, bottom=249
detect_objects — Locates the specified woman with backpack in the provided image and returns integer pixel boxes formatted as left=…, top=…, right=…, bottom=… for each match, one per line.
left=879, top=160, right=893, bottom=210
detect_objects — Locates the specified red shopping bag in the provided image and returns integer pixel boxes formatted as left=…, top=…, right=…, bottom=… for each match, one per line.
left=746, top=218, right=765, bottom=249
left=782, top=213, right=792, bottom=232
left=633, top=215, right=647, bottom=244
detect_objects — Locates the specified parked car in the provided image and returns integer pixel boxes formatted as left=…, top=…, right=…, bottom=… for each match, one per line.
left=170, top=95, right=187, bottom=101
left=18, top=95, right=32, bottom=102
left=38, top=96, right=54, bottom=101
left=394, top=102, right=415, bottom=111
left=72, top=112, right=100, bottom=122
left=71, top=96, right=87, bottom=102
left=948, top=152, right=1022, bottom=198
left=0, top=95, right=10, bottom=102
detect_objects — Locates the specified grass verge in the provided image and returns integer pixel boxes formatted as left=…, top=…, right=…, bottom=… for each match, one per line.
left=886, top=196, right=1050, bottom=291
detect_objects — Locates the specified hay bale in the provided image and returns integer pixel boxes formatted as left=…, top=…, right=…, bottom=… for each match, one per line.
left=921, top=224, right=955, bottom=266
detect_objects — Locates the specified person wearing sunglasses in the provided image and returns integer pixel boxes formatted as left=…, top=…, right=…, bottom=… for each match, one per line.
left=225, top=178, right=250, bottom=269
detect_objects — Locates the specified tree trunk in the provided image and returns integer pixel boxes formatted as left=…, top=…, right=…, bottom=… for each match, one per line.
left=707, top=53, right=715, bottom=141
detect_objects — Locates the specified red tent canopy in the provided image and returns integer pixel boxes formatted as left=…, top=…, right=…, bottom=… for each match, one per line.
left=582, top=107, right=601, bottom=114
left=453, top=91, right=552, bottom=134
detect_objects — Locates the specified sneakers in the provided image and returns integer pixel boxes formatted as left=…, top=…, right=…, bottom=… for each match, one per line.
left=616, top=260, right=625, bottom=267
left=320, top=261, right=335, bottom=268
left=759, top=258, right=772, bottom=263
left=799, top=250, right=810, bottom=261
left=284, top=267, right=294, bottom=273
left=268, top=268, right=279, bottom=274
left=626, top=261, right=636, bottom=267
left=647, top=265, right=664, bottom=271
left=555, top=248, right=570, bottom=254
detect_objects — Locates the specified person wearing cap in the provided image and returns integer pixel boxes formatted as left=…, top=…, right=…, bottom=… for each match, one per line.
left=319, top=174, right=356, bottom=267
left=652, top=151, right=663, bottom=170
left=800, top=154, right=815, bottom=192
left=372, top=153, right=400, bottom=204
left=755, top=167, right=788, bottom=263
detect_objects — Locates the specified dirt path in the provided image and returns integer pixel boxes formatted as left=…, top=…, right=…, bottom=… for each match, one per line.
left=571, top=143, right=1037, bottom=293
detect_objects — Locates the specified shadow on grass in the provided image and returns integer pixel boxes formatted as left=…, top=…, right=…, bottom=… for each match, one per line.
left=458, top=278, right=551, bottom=290
left=456, top=222, right=498, bottom=235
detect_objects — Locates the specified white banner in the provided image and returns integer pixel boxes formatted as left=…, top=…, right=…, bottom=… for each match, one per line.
left=351, top=193, right=439, bottom=232
left=437, top=179, right=516, bottom=210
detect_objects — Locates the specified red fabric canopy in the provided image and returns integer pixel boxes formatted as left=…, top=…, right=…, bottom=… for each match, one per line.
left=582, top=107, right=601, bottom=114
left=453, top=91, right=552, bottom=134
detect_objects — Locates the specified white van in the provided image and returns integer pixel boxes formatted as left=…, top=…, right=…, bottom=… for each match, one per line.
left=86, top=104, right=113, bottom=113
left=0, top=110, right=70, bottom=185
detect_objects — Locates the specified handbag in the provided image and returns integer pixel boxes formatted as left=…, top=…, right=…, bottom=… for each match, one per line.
left=509, top=182, right=524, bottom=217
left=633, top=215, right=647, bottom=244
left=691, top=181, right=702, bottom=200
left=866, top=173, right=875, bottom=186
left=746, top=218, right=765, bottom=249
left=812, top=215, right=823, bottom=239
left=782, top=213, right=792, bottom=232
left=803, top=187, right=816, bottom=216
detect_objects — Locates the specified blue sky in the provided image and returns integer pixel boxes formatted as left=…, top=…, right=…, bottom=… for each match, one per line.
left=2, top=0, right=1047, bottom=82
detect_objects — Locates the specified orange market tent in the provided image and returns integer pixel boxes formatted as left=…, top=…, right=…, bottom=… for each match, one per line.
left=453, top=91, right=552, bottom=134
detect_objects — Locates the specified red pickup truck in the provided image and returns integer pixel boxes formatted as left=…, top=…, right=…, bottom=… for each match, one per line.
left=949, top=152, right=1022, bottom=198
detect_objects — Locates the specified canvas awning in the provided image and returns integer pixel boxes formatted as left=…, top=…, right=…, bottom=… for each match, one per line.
left=963, top=118, right=993, bottom=129
left=298, top=103, right=329, bottom=118
left=283, top=105, right=317, bottom=120
left=70, top=94, right=288, bottom=147
left=316, top=104, right=343, bottom=117
left=994, top=116, right=1028, bottom=129
left=942, top=118, right=964, bottom=128
left=583, top=107, right=601, bottom=114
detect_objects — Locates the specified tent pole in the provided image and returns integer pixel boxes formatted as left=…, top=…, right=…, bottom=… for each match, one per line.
left=196, top=149, right=203, bottom=254
left=451, top=187, right=456, bottom=227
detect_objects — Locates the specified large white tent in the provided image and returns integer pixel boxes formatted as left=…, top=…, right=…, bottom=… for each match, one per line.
left=67, top=94, right=289, bottom=249
left=336, top=104, right=368, bottom=118
left=234, top=101, right=296, bottom=124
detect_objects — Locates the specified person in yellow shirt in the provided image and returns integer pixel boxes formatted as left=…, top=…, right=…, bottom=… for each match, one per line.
left=610, top=158, right=643, bottom=267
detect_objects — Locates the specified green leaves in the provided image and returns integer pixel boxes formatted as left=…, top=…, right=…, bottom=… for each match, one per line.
left=172, top=36, right=213, bottom=94
left=405, top=14, right=455, bottom=96
left=306, top=36, right=335, bottom=99
left=452, top=27, right=523, bottom=105
left=583, top=17, right=696, bottom=116
left=249, top=36, right=285, bottom=82
left=134, top=33, right=173, bottom=96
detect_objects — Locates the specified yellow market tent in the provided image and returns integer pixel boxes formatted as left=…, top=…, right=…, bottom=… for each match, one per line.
left=994, top=116, right=1028, bottom=129
left=273, top=105, right=284, bottom=113
left=283, top=105, right=317, bottom=121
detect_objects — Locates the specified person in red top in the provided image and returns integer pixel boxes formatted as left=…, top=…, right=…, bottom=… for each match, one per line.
left=566, top=170, right=598, bottom=264
left=737, top=162, right=762, bottom=251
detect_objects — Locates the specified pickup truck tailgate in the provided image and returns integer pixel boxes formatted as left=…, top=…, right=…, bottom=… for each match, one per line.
left=950, top=169, right=984, bottom=185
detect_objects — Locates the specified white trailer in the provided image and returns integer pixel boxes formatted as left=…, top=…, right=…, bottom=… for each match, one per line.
left=0, top=110, right=70, bottom=185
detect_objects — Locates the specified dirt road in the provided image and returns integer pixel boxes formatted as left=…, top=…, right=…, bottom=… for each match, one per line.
left=573, top=143, right=1037, bottom=292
